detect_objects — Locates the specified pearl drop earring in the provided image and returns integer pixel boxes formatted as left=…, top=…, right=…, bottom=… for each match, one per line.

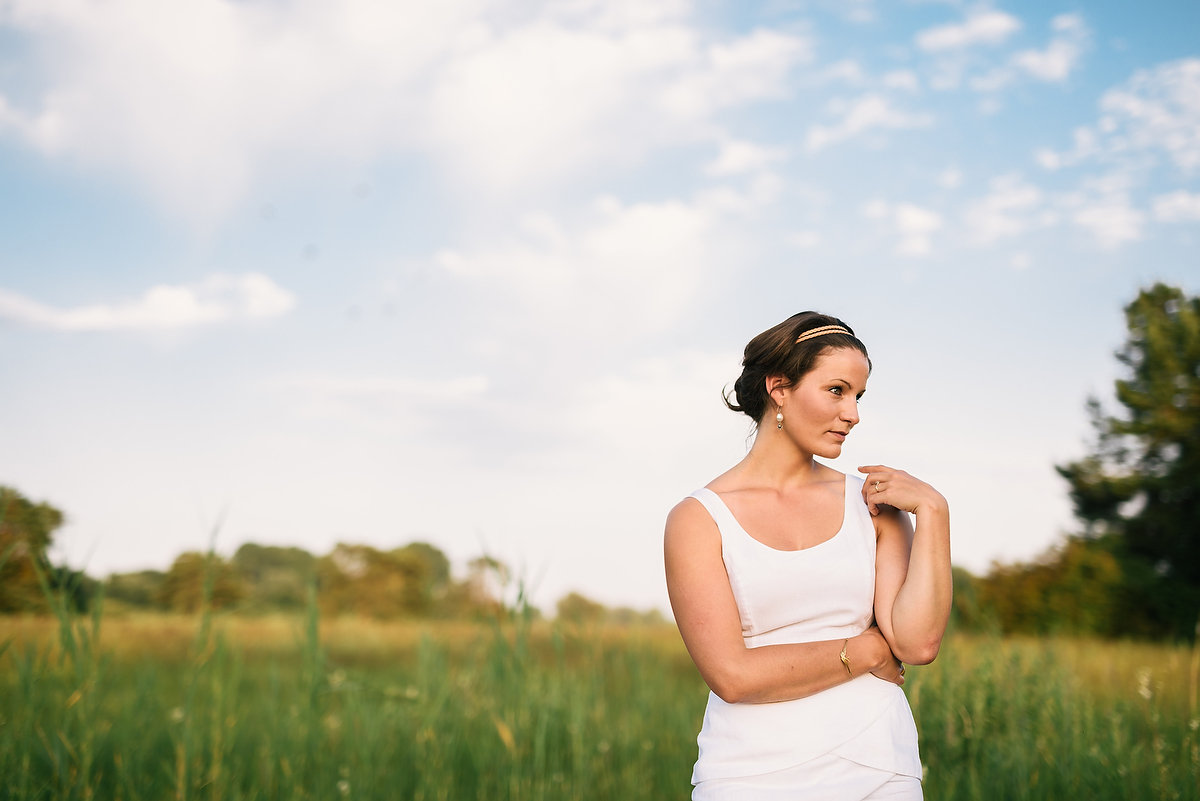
left=776, top=410, right=784, bottom=430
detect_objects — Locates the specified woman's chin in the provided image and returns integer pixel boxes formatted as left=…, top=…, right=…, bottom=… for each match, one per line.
left=815, top=443, right=844, bottom=460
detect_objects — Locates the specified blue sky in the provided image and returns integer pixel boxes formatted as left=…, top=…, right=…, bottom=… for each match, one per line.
left=0, top=0, right=1197, bottom=613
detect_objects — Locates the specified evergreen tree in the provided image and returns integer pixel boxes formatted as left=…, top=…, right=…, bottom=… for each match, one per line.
left=1057, top=283, right=1200, bottom=638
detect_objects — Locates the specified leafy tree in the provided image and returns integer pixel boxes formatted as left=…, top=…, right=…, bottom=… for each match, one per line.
left=557, top=591, right=607, bottom=624
left=947, top=566, right=991, bottom=633
left=318, top=543, right=439, bottom=618
left=972, top=537, right=1123, bottom=636
left=104, top=570, right=167, bottom=610
left=0, top=486, right=65, bottom=613
left=1056, top=282, right=1200, bottom=638
left=156, top=552, right=245, bottom=612
left=231, top=543, right=316, bottom=611
left=392, top=542, right=451, bottom=595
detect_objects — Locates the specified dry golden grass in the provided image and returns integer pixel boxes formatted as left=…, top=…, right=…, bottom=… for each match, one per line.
left=5, top=613, right=1193, bottom=722
left=0, top=612, right=693, bottom=667
left=941, top=634, right=1199, bottom=713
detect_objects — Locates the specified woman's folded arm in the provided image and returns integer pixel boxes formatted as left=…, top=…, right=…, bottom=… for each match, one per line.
left=665, top=497, right=902, bottom=704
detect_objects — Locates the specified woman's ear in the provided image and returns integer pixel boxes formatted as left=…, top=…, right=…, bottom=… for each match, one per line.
left=764, top=375, right=788, bottom=406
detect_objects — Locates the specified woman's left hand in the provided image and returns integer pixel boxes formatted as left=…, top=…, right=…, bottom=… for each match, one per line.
left=858, top=465, right=948, bottom=518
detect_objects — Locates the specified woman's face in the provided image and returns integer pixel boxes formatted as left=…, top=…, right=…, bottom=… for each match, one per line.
left=772, top=347, right=870, bottom=458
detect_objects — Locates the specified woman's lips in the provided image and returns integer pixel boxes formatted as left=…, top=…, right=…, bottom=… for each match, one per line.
left=829, top=431, right=847, bottom=441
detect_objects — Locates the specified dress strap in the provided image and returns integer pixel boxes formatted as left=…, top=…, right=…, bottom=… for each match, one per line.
left=687, top=488, right=740, bottom=540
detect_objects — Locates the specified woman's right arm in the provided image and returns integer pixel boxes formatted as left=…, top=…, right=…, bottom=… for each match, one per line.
left=664, top=497, right=903, bottom=704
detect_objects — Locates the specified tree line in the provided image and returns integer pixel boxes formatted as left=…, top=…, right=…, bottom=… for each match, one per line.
left=2, top=284, right=1196, bottom=637
left=0, top=494, right=662, bottom=624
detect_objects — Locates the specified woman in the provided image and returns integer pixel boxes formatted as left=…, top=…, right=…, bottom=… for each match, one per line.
left=664, top=312, right=952, bottom=800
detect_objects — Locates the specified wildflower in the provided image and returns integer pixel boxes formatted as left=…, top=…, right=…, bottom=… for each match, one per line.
left=337, top=779, right=350, bottom=797
left=1136, top=669, right=1152, bottom=701
left=170, top=707, right=185, bottom=723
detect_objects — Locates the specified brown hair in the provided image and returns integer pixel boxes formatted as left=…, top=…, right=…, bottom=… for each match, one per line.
left=724, top=312, right=870, bottom=426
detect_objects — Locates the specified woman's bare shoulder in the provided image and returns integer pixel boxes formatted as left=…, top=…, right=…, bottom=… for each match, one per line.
left=664, top=494, right=719, bottom=546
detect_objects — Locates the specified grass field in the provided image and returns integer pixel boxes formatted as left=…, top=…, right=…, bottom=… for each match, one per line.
left=1, top=602, right=1198, bottom=800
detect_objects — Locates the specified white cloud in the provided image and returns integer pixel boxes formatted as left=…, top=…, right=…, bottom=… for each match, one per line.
left=839, top=0, right=876, bottom=24
left=435, top=188, right=752, bottom=340
left=270, top=373, right=489, bottom=432
left=1099, top=58, right=1200, bottom=172
left=937, top=167, right=963, bottom=189
left=970, top=13, right=1087, bottom=93
left=1071, top=197, right=1144, bottom=248
left=861, top=199, right=890, bottom=219
left=1015, top=14, right=1086, bottom=82
left=805, top=95, right=934, bottom=152
left=1060, top=173, right=1144, bottom=248
left=704, top=139, right=785, bottom=176
left=964, top=175, right=1044, bottom=243
left=1038, top=58, right=1200, bottom=174
left=816, top=59, right=865, bottom=85
left=1034, top=126, right=1099, bottom=170
left=969, top=68, right=1011, bottom=93
left=916, top=10, right=1022, bottom=52
left=789, top=230, right=821, bottom=248
left=894, top=203, right=944, bottom=255
left=964, top=170, right=1155, bottom=250
left=0, top=273, right=294, bottom=332
left=1152, top=190, right=1200, bottom=222
left=882, top=70, right=920, bottom=92
left=862, top=200, right=943, bottom=255
left=434, top=22, right=811, bottom=192
left=0, top=0, right=811, bottom=223
left=1026, top=58, right=1199, bottom=249
left=1012, top=27, right=1083, bottom=82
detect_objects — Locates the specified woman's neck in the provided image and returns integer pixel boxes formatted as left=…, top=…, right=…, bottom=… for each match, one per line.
left=736, top=428, right=827, bottom=489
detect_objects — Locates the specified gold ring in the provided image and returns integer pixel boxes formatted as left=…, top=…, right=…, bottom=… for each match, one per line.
left=874, top=481, right=880, bottom=490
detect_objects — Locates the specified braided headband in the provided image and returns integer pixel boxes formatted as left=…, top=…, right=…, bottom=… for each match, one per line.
left=795, top=325, right=852, bottom=344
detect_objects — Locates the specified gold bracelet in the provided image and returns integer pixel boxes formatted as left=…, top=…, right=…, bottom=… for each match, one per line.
left=839, top=638, right=852, bottom=677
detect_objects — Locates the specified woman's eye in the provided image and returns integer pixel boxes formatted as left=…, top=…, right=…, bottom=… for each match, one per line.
left=829, top=387, right=842, bottom=395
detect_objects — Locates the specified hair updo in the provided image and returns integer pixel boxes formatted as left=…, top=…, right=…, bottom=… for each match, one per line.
left=724, top=312, right=870, bottom=426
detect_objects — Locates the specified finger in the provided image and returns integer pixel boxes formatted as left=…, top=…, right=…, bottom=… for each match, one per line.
left=857, top=465, right=896, bottom=475
left=863, top=472, right=895, bottom=495
left=864, top=479, right=883, bottom=510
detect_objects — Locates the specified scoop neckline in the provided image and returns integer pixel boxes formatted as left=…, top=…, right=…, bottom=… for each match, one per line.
left=701, top=473, right=850, bottom=554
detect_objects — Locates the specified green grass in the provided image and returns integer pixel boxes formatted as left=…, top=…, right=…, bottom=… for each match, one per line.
left=1, top=594, right=1198, bottom=800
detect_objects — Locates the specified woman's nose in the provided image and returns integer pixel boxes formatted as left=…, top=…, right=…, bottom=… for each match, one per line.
left=841, top=399, right=860, bottom=426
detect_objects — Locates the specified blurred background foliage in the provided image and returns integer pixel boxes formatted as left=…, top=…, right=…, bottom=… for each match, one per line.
left=1, top=282, right=1197, bottom=638
left=954, top=282, right=1200, bottom=640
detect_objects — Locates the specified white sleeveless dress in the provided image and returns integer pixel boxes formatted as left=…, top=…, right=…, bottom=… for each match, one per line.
left=686, top=474, right=923, bottom=800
